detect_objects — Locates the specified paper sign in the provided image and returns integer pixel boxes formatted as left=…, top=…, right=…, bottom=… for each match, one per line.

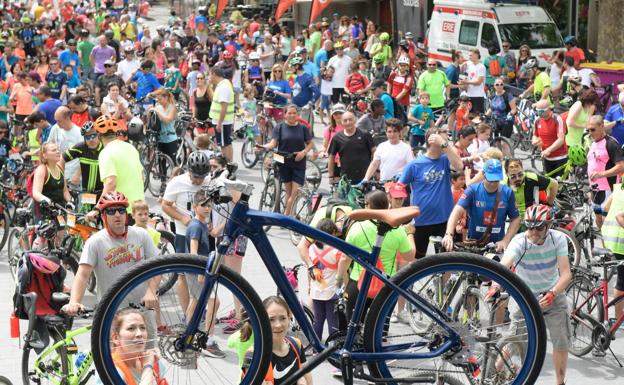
left=67, top=214, right=76, bottom=228
left=81, top=193, right=97, bottom=205
left=274, top=153, right=285, bottom=164
left=57, top=215, right=66, bottom=226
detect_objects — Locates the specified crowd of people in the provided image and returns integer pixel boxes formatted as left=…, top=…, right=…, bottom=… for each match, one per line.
left=2, top=1, right=624, bottom=385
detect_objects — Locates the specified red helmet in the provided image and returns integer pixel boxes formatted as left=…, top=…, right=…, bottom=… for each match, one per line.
left=97, top=191, right=129, bottom=211
left=524, top=204, right=552, bottom=228
left=29, top=252, right=61, bottom=274
left=223, top=50, right=233, bottom=60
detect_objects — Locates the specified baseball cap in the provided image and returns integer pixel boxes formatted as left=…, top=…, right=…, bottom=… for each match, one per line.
left=483, top=159, right=504, bottom=182
left=104, top=59, right=115, bottom=66
left=331, top=103, right=346, bottom=115
left=385, top=182, right=408, bottom=198
left=124, top=46, right=135, bottom=52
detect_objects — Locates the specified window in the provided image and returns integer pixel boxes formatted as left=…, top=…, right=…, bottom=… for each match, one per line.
left=481, top=23, right=498, bottom=49
left=498, top=23, right=564, bottom=49
left=459, top=20, right=479, bottom=46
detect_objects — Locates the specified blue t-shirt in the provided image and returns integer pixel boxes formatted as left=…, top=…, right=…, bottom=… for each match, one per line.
left=46, top=71, right=68, bottom=100
left=0, top=55, right=19, bottom=79
left=59, top=50, right=80, bottom=73
left=132, top=71, right=161, bottom=100
left=605, top=104, right=624, bottom=145
left=457, top=183, right=519, bottom=243
left=380, top=93, right=394, bottom=120
left=185, top=218, right=211, bottom=256
left=67, top=74, right=81, bottom=88
left=272, top=122, right=313, bottom=169
left=399, top=154, right=454, bottom=226
left=314, top=49, right=328, bottom=69
left=267, top=80, right=291, bottom=106
left=0, top=93, right=9, bottom=122
left=303, top=61, right=320, bottom=79
left=292, top=72, right=320, bottom=107
left=38, top=99, right=63, bottom=125
left=247, top=65, right=263, bottom=81
left=490, top=92, right=512, bottom=120
left=445, top=64, right=460, bottom=99
left=0, top=137, right=10, bottom=158
left=409, top=104, right=433, bottom=135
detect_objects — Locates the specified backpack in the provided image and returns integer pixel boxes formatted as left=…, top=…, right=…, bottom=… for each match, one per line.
left=386, top=93, right=408, bottom=124
left=357, top=256, right=387, bottom=299
left=13, top=252, right=66, bottom=320
left=489, top=57, right=502, bottom=77
left=26, top=165, right=48, bottom=198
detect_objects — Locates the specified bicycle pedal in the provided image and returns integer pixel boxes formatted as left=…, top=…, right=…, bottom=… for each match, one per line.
left=591, top=349, right=606, bottom=357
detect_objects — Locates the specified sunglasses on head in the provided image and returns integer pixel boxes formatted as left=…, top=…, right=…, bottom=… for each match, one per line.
left=104, top=207, right=126, bottom=216
left=84, top=133, right=98, bottom=140
left=525, top=222, right=546, bottom=231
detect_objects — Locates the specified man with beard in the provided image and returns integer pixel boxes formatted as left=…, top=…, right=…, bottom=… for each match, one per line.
left=502, top=159, right=558, bottom=222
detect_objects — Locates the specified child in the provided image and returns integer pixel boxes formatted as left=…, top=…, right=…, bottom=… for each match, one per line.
left=454, top=94, right=472, bottom=132
left=307, top=218, right=342, bottom=340
left=467, top=123, right=492, bottom=171
left=240, top=84, right=261, bottom=143
left=451, top=171, right=467, bottom=242
left=185, top=190, right=226, bottom=358
left=131, top=200, right=160, bottom=247
left=241, top=296, right=312, bottom=385
left=164, top=58, right=182, bottom=100
left=245, top=53, right=264, bottom=97
left=408, top=92, right=434, bottom=149
left=64, top=65, right=81, bottom=90
left=319, top=65, right=334, bottom=126
left=194, top=133, right=215, bottom=159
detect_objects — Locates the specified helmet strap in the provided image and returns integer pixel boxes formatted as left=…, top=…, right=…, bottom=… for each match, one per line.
left=102, top=215, right=129, bottom=240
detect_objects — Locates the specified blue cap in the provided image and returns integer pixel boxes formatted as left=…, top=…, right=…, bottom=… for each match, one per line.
left=484, top=159, right=503, bottom=182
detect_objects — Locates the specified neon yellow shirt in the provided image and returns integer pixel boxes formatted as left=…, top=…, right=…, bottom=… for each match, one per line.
left=533, top=71, right=553, bottom=108
left=98, top=140, right=145, bottom=213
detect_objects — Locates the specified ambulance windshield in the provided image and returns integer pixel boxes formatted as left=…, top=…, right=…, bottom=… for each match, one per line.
left=498, top=23, right=563, bottom=49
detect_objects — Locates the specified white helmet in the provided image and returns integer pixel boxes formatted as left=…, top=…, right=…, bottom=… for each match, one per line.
left=249, top=52, right=260, bottom=60
left=397, top=56, right=410, bottom=65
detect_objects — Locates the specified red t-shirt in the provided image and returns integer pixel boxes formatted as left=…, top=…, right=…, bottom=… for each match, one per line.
left=345, top=73, right=369, bottom=94
left=387, top=70, right=413, bottom=107
left=535, top=115, right=567, bottom=159
left=455, top=106, right=470, bottom=131
left=565, top=48, right=585, bottom=69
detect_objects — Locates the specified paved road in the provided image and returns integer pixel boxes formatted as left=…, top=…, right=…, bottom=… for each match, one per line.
left=2, top=3, right=624, bottom=384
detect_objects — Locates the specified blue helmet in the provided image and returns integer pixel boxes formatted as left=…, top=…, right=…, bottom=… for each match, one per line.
left=564, top=35, right=577, bottom=46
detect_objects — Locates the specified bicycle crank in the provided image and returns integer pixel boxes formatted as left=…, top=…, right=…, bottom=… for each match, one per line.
left=592, top=324, right=611, bottom=352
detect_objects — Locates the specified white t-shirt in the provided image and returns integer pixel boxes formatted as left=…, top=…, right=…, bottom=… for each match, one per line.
left=320, top=78, right=333, bottom=96
left=327, top=54, right=352, bottom=89
left=162, top=173, right=210, bottom=235
left=116, top=58, right=141, bottom=82
left=561, top=67, right=579, bottom=79
left=373, top=140, right=414, bottom=181
left=257, top=43, right=276, bottom=71
left=579, top=68, right=597, bottom=88
left=467, top=138, right=490, bottom=170
left=47, top=123, right=82, bottom=181
left=465, top=61, right=486, bottom=98
left=549, top=63, right=562, bottom=87
left=101, top=95, right=129, bottom=116
left=80, top=226, right=158, bottom=301
left=308, top=243, right=342, bottom=300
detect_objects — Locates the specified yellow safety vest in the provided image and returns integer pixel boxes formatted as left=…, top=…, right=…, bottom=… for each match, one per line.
left=603, top=183, right=624, bottom=255
left=208, top=79, right=235, bottom=124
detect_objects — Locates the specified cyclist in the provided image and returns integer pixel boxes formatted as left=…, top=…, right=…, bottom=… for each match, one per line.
left=503, top=159, right=558, bottom=220
left=60, top=122, right=104, bottom=205
left=370, top=79, right=394, bottom=120
left=563, top=35, right=585, bottom=69
left=328, top=111, right=374, bottom=185
left=494, top=204, right=572, bottom=385
left=443, top=159, right=520, bottom=252
left=362, top=118, right=413, bottom=182
left=458, top=49, right=486, bottom=114
left=586, top=115, right=624, bottom=227
left=61, top=191, right=159, bottom=317
left=208, top=65, right=235, bottom=161
left=46, top=106, right=82, bottom=184
left=532, top=99, right=568, bottom=177
left=370, top=55, right=391, bottom=82
left=604, top=91, right=624, bottom=146
left=520, top=57, right=552, bottom=107
left=94, top=115, right=144, bottom=218
left=290, top=57, right=320, bottom=130
left=416, top=58, right=449, bottom=111
left=356, top=98, right=386, bottom=136
left=32, top=142, right=73, bottom=219
left=400, top=127, right=463, bottom=258
left=565, top=89, right=599, bottom=148
left=387, top=56, right=413, bottom=110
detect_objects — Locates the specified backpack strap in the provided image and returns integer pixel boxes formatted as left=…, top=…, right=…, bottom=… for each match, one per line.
left=284, top=336, right=302, bottom=367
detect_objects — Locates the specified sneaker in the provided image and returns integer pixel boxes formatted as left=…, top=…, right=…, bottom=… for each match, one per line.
left=223, top=320, right=243, bottom=334
left=331, top=367, right=342, bottom=377
left=203, top=341, right=226, bottom=358
left=157, top=325, right=176, bottom=336
left=217, top=310, right=236, bottom=324
left=395, top=310, right=411, bottom=324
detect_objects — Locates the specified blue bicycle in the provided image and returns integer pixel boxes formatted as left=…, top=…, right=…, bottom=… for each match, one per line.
left=91, top=180, right=546, bottom=385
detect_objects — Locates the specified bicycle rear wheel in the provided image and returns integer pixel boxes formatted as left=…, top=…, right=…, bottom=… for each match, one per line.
left=0, top=210, right=9, bottom=252
left=241, top=138, right=259, bottom=169
left=493, top=136, right=514, bottom=159
left=365, top=253, right=546, bottom=385
left=22, top=327, right=67, bottom=385
left=565, top=275, right=603, bottom=357
left=91, top=254, right=271, bottom=385
left=155, top=230, right=178, bottom=296
left=147, top=153, right=175, bottom=197
left=258, top=176, right=277, bottom=232
left=289, top=193, right=314, bottom=246
left=7, top=227, right=29, bottom=282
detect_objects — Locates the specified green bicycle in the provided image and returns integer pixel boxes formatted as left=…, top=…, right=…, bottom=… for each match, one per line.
left=543, top=144, right=587, bottom=182
left=21, top=292, right=94, bottom=385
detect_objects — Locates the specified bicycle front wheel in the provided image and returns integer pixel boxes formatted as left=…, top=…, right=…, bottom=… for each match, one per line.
left=147, top=153, right=175, bottom=197
left=91, top=254, right=271, bottom=385
left=365, top=252, right=546, bottom=385
left=241, top=138, right=259, bottom=169
left=7, top=227, right=29, bottom=282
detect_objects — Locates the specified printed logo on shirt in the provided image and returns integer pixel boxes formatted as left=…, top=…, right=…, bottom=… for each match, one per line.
left=475, top=200, right=485, bottom=208
left=476, top=226, right=502, bottom=234
left=104, top=244, right=142, bottom=268
left=423, top=169, right=445, bottom=184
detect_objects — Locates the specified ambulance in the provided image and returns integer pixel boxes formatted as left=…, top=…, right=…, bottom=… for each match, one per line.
left=426, top=0, right=565, bottom=67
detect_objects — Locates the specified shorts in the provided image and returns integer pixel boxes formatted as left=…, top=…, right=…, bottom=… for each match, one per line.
left=266, top=106, right=284, bottom=121
left=509, top=293, right=570, bottom=351
left=214, top=123, right=233, bottom=147
left=615, top=253, right=624, bottom=291
left=174, top=234, right=187, bottom=253
left=320, top=95, right=331, bottom=111
left=278, top=165, right=305, bottom=185
left=593, top=190, right=611, bottom=215
left=410, top=133, right=425, bottom=148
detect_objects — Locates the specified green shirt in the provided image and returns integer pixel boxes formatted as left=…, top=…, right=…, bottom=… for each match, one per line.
left=98, top=139, right=145, bottom=213
left=346, top=220, right=412, bottom=281
left=416, top=69, right=450, bottom=109
left=227, top=331, right=254, bottom=367
left=371, top=43, right=392, bottom=66
left=0, top=92, right=9, bottom=122
left=533, top=71, right=553, bottom=108
left=77, top=40, right=95, bottom=68
left=483, top=55, right=506, bottom=86
left=309, top=31, right=322, bottom=57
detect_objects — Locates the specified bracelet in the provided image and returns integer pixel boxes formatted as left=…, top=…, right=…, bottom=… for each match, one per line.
left=143, top=363, right=153, bottom=371
left=444, top=232, right=453, bottom=237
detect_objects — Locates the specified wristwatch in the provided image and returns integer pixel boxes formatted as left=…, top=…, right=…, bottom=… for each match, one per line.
left=440, top=141, right=449, bottom=149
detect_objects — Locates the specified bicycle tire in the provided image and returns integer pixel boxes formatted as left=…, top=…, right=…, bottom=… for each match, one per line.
left=241, top=138, right=259, bottom=169
left=22, top=327, right=67, bottom=385
left=493, top=136, right=515, bottom=159
left=0, top=210, right=9, bottom=252
left=7, top=227, right=29, bottom=282
left=155, top=230, right=178, bottom=296
left=258, top=176, right=277, bottom=232
left=482, top=336, right=527, bottom=384
left=365, top=252, right=546, bottom=385
left=147, top=153, right=175, bottom=197
left=555, top=227, right=582, bottom=267
left=565, top=275, right=603, bottom=357
left=91, top=254, right=271, bottom=385
left=260, top=151, right=272, bottom=183
left=0, top=375, right=13, bottom=385
left=289, top=304, right=315, bottom=356
left=305, top=159, right=322, bottom=191
left=289, top=193, right=314, bottom=246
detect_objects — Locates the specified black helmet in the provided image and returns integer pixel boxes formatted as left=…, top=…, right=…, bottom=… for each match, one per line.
left=104, top=30, right=114, bottom=40
left=81, top=121, right=95, bottom=136
left=524, top=56, right=539, bottom=70
left=187, top=151, right=210, bottom=178
left=399, top=39, right=408, bottom=48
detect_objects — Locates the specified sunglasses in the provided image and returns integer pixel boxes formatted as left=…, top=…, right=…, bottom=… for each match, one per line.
left=508, top=172, right=523, bottom=180
left=526, top=222, right=546, bottom=231
left=494, top=83, right=504, bottom=86
left=536, top=109, right=546, bottom=115
left=104, top=207, right=126, bottom=216
left=427, top=64, right=436, bottom=67
left=587, top=128, right=597, bottom=133
left=197, top=77, right=205, bottom=79
left=104, top=64, right=113, bottom=68
left=84, top=133, right=98, bottom=140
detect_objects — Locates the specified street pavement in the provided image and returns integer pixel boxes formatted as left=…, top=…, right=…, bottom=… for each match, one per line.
left=1, top=3, right=624, bottom=384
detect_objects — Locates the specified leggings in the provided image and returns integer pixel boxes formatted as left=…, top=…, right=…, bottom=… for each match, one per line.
left=312, top=298, right=339, bottom=339
left=414, top=222, right=447, bottom=258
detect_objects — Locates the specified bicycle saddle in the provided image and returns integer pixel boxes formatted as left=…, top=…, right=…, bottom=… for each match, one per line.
left=348, top=206, right=420, bottom=228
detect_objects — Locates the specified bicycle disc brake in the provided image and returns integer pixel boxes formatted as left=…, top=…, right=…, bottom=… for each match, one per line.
left=441, top=322, right=481, bottom=377
left=158, top=324, right=207, bottom=366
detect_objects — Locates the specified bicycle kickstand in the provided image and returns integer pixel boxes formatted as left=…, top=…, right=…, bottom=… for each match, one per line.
left=607, top=346, right=623, bottom=368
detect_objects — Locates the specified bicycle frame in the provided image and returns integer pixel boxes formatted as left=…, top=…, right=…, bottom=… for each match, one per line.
left=183, top=201, right=464, bottom=364
left=572, top=268, right=624, bottom=336
left=32, top=325, right=93, bottom=385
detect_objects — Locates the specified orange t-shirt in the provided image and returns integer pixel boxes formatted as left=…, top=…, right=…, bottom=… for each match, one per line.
left=455, top=106, right=470, bottom=131
left=11, top=83, right=34, bottom=115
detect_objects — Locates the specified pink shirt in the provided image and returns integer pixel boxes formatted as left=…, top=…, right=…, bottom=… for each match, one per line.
left=324, top=124, right=344, bottom=164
